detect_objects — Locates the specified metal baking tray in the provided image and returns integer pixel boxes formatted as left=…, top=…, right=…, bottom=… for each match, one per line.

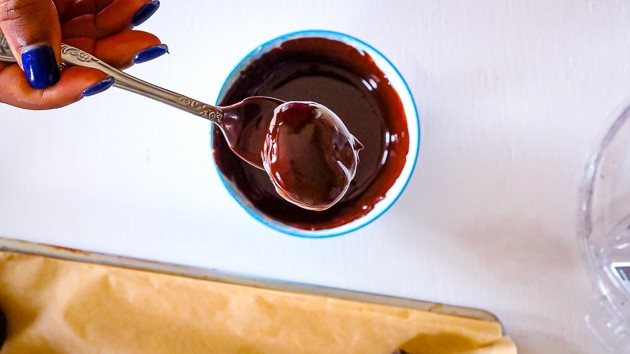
left=0, top=235, right=501, bottom=326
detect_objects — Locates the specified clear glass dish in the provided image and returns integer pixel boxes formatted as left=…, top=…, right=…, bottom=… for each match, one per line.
left=580, top=99, right=630, bottom=352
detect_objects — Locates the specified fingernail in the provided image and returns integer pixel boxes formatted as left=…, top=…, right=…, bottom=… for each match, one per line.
left=82, top=77, right=115, bottom=97
left=133, top=44, right=169, bottom=64
left=21, top=46, right=60, bottom=89
left=131, top=0, right=160, bottom=26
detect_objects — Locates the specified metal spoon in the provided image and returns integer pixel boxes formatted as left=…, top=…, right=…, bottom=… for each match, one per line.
left=0, top=32, right=366, bottom=211
left=0, top=31, right=279, bottom=169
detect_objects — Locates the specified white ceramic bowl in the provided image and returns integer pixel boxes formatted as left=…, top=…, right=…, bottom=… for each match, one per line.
left=213, top=30, right=420, bottom=238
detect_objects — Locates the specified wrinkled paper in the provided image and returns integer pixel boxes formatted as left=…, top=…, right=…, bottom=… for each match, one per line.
left=0, top=252, right=515, bottom=353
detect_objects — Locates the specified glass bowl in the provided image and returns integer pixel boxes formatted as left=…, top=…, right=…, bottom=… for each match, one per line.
left=580, top=99, right=630, bottom=351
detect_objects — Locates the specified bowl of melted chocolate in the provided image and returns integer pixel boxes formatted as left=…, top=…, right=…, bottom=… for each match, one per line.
left=212, top=30, right=420, bottom=237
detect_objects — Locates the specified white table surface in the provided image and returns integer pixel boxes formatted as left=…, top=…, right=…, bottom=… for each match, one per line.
left=0, top=0, right=626, bottom=352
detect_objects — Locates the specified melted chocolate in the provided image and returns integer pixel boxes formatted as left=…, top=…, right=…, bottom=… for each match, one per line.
left=213, top=37, right=409, bottom=230
left=263, top=101, right=362, bottom=211
left=220, top=96, right=284, bottom=168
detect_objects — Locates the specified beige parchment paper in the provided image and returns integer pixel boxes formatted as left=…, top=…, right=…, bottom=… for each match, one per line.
left=0, top=252, right=516, bottom=354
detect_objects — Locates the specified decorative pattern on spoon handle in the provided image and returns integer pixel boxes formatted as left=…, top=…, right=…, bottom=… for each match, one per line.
left=177, top=97, right=224, bottom=122
left=0, top=32, right=12, bottom=58
left=61, top=45, right=97, bottom=63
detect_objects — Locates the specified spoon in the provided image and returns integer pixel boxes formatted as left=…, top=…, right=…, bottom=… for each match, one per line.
left=0, top=33, right=363, bottom=210
left=0, top=32, right=279, bottom=168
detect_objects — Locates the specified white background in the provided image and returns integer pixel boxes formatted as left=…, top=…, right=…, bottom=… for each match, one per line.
left=0, top=0, right=627, bottom=352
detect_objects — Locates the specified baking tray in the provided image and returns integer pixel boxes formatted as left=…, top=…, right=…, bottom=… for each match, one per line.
left=0, top=235, right=501, bottom=325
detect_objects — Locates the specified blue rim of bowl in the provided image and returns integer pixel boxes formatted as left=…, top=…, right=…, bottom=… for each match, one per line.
left=211, top=29, right=421, bottom=238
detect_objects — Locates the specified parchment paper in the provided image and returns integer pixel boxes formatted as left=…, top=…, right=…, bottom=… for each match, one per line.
left=0, top=252, right=515, bottom=353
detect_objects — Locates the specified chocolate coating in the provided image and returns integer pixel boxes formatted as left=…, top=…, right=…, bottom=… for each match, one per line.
left=213, top=36, right=409, bottom=230
left=263, top=101, right=362, bottom=211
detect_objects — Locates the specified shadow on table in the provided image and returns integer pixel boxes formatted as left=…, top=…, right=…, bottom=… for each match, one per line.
left=511, top=330, right=593, bottom=354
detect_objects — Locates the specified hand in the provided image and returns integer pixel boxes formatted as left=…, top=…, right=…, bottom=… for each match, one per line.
left=0, top=0, right=166, bottom=110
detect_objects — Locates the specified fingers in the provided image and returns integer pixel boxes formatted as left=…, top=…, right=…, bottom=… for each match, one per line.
left=0, top=0, right=62, bottom=88
left=0, top=0, right=163, bottom=109
left=0, top=64, right=110, bottom=109
left=64, top=30, right=163, bottom=69
left=61, top=0, right=159, bottom=40
left=57, top=0, right=115, bottom=22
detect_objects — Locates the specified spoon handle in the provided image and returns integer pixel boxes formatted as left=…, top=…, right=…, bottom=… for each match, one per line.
left=0, top=30, right=225, bottom=122
left=59, top=45, right=225, bottom=122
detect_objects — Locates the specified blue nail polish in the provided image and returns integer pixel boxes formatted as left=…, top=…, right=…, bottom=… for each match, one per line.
left=82, top=77, right=115, bottom=97
left=131, top=0, right=160, bottom=26
left=21, top=46, right=60, bottom=89
left=133, top=44, right=169, bottom=64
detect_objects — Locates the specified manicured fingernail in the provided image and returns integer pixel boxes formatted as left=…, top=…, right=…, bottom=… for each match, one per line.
left=21, top=45, right=60, bottom=89
left=82, top=77, right=115, bottom=97
left=131, top=0, right=160, bottom=26
left=133, top=44, right=169, bottom=64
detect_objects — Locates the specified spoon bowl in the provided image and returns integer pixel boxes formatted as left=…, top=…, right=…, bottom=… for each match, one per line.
left=220, top=96, right=284, bottom=167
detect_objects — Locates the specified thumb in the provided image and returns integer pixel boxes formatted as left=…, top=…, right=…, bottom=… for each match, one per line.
left=0, top=0, right=61, bottom=89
